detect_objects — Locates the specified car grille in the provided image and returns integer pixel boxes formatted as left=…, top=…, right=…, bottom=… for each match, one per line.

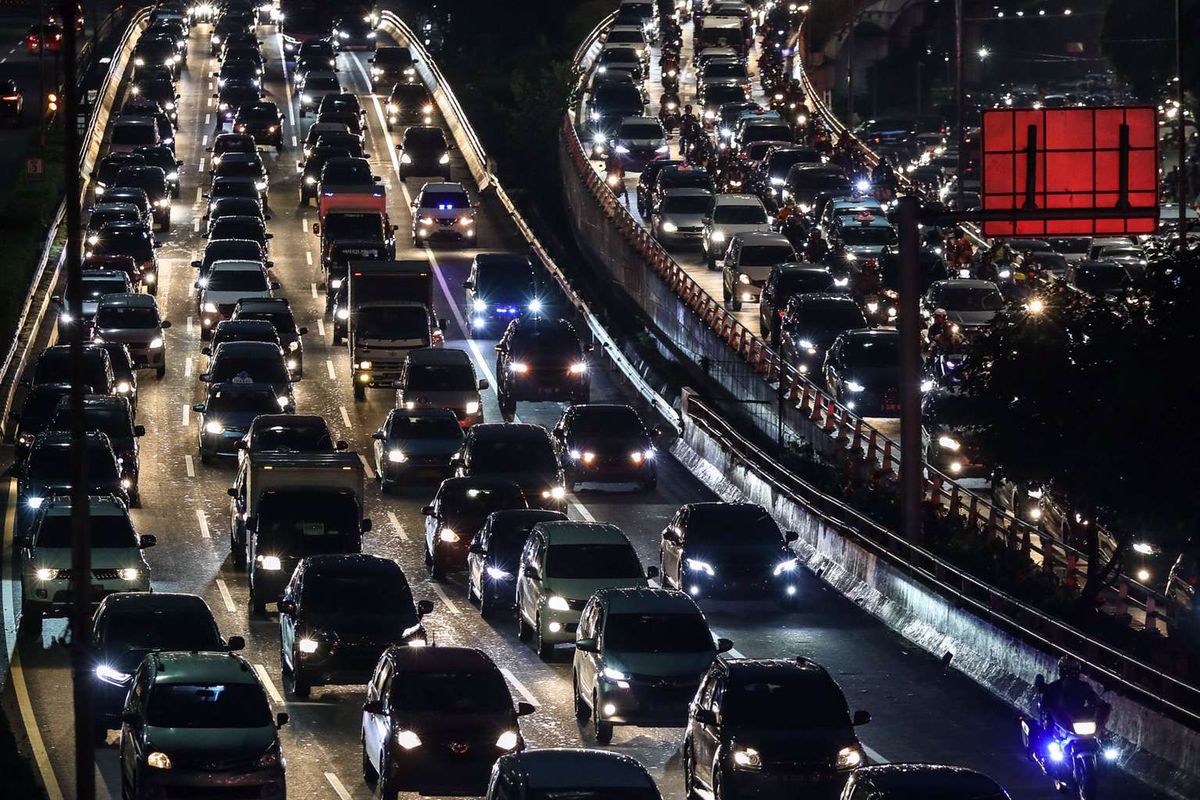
left=172, top=753, right=260, bottom=773
left=51, top=569, right=123, bottom=580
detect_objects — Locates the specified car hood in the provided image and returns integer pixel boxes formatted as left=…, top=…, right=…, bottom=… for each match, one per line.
left=620, top=138, right=665, bottom=149
left=204, top=289, right=270, bottom=306
left=304, top=611, right=419, bottom=639
left=32, top=546, right=144, bottom=570
left=660, top=212, right=707, bottom=226
left=208, top=410, right=268, bottom=429
left=95, top=327, right=159, bottom=344
left=942, top=307, right=998, bottom=326
left=543, top=575, right=649, bottom=601
left=605, top=649, right=714, bottom=679
left=145, top=725, right=277, bottom=762
left=495, top=470, right=560, bottom=493
left=846, top=365, right=899, bottom=389
left=394, top=437, right=462, bottom=457
left=568, top=436, right=649, bottom=457
left=711, top=222, right=769, bottom=235
left=391, top=710, right=514, bottom=741
left=846, top=244, right=890, bottom=258
left=400, top=390, right=479, bottom=407
left=730, top=726, right=857, bottom=761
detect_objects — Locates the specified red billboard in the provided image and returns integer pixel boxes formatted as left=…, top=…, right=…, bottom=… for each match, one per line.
left=980, top=106, right=1158, bottom=237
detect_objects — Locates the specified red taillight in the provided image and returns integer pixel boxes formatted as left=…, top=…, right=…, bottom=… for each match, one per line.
left=2, top=96, right=18, bottom=101
left=777, top=309, right=786, bottom=318
left=1190, top=576, right=1198, bottom=586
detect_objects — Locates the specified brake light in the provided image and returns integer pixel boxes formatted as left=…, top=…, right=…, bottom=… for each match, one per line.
left=777, top=309, right=786, bottom=318
left=2, top=96, right=19, bottom=101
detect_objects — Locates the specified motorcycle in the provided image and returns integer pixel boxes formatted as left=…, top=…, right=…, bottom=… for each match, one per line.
left=924, top=344, right=970, bottom=388
left=659, top=94, right=682, bottom=133
left=1021, top=675, right=1117, bottom=800
left=661, top=64, right=679, bottom=93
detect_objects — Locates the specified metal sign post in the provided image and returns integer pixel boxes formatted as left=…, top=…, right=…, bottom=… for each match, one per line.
left=896, top=197, right=923, bottom=545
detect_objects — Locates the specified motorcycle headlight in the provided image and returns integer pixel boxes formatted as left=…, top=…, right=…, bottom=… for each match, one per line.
left=495, top=731, right=519, bottom=750
left=438, top=153, right=450, bottom=164
left=772, top=559, right=799, bottom=576
left=546, top=595, right=570, bottom=611
left=686, top=558, right=716, bottom=576
left=732, top=748, right=761, bottom=770
left=257, top=555, right=282, bottom=571
left=846, top=381, right=866, bottom=392
left=836, top=746, right=863, bottom=769
left=937, top=436, right=961, bottom=451
left=298, top=637, right=319, bottom=654
left=1072, top=721, right=1097, bottom=736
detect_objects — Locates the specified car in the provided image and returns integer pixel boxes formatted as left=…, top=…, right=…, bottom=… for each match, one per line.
left=779, top=294, right=869, bottom=376
left=823, top=328, right=901, bottom=416
left=234, top=101, right=284, bottom=150
left=95, top=342, right=139, bottom=413
left=635, top=158, right=684, bottom=215
left=782, top=164, right=853, bottom=214
left=397, top=126, right=452, bottom=180
left=297, top=70, right=342, bottom=116
left=118, top=652, right=287, bottom=800
left=331, top=14, right=375, bottom=50
left=18, top=429, right=130, bottom=517
left=361, top=646, right=536, bottom=798
left=295, top=39, right=336, bottom=73
left=204, top=195, right=267, bottom=233
left=456, top=423, right=567, bottom=511
left=410, top=181, right=476, bottom=244
left=92, top=293, right=171, bottom=378
left=88, top=222, right=160, bottom=292
left=585, top=83, right=646, bottom=145
left=298, top=143, right=353, bottom=203
left=193, top=381, right=289, bottom=463
left=93, top=153, right=147, bottom=198
left=202, top=340, right=294, bottom=406
left=58, top=270, right=134, bottom=335
left=572, top=587, right=730, bottom=742
left=11, top=383, right=73, bottom=459
left=553, top=404, right=658, bottom=492
left=516, top=521, right=653, bottom=659
left=132, top=145, right=182, bottom=198
left=649, top=167, right=716, bottom=217
left=609, top=116, right=669, bottom=170
left=595, top=45, right=645, bottom=81
left=95, top=188, right=155, bottom=234
left=315, top=107, right=365, bottom=141
left=196, top=259, right=277, bottom=335
left=721, top=231, right=797, bottom=312
left=109, top=116, right=162, bottom=154
left=464, top=253, right=541, bottom=336
left=91, top=593, right=243, bottom=744
left=466, top=509, right=568, bottom=617
left=703, top=194, right=771, bottom=268
left=422, top=477, right=527, bottom=578
left=0, top=78, right=24, bottom=124
left=650, top=188, right=714, bottom=250
left=684, top=657, right=873, bottom=800
left=494, top=316, right=591, bottom=417
left=211, top=151, right=270, bottom=206
left=920, top=279, right=1005, bottom=334
left=237, top=414, right=345, bottom=464
left=755, top=147, right=823, bottom=208
left=659, top=502, right=801, bottom=602
left=385, top=82, right=434, bottom=128
left=191, top=238, right=267, bottom=282
left=758, top=263, right=842, bottom=345
left=133, top=34, right=181, bottom=78
left=301, top=120, right=352, bottom=156
left=204, top=198, right=270, bottom=245
left=840, top=765, right=1011, bottom=800
left=395, top=348, right=488, bottom=428
left=279, top=554, right=434, bottom=697
left=230, top=298, right=307, bottom=377
left=1065, top=260, right=1133, bottom=299
left=50, top=395, right=144, bottom=505
left=485, top=750, right=662, bottom=800
left=129, top=75, right=179, bottom=124
left=208, top=131, right=257, bottom=162
left=19, top=495, right=153, bottom=634
left=370, top=45, right=417, bottom=88
left=27, top=23, right=63, bottom=52
left=24, top=344, right=115, bottom=397
left=372, top=407, right=466, bottom=491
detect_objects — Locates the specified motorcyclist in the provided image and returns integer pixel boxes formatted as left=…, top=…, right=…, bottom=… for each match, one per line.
left=661, top=52, right=680, bottom=92
left=604, top=151, right=629, bottom=206
left=659, top=92, right=682, bottom=132
left=1038, top=657, right=1106, bottom=734
left=926, top=308, right=963, bottom=350
left=679, top=104, right=701, bottom=153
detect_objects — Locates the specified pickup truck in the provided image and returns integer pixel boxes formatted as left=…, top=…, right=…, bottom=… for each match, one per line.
left=317, top=156, right=385, bottom=220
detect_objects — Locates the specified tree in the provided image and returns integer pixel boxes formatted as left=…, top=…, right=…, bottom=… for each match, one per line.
left=1102, top=0, right=1200, bottom=99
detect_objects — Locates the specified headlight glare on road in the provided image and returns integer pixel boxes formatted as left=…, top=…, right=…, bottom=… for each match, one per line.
left=495, top=731, right=519, bottom=750
left=546, top=595, right=570, bottom=611
left=298, top=637, right=319, bottom=654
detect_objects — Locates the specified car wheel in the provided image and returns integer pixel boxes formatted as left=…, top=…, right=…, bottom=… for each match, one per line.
left=376, top=754, right=399, bottom=800
left=93, top=720, right=109, bottom=746
left=517, top=608, right=530, bottom=641
left=712, top=763, right=727, bottom=800
left=573, top=672, right=590, bottom=721
left=535, top=614, right=552, bottom=660
left=199, top=450, right=213, bottom=466
left=593, top=691, right=613, bottom=744
left=120, top=771, right=133, bottom=800
left=353, top=382, right=366, bottom=401
left=156, top=366, right=165, bottom=380
left=479, top=587, right=495, bottom=619
left=287, top=660, right=311, bottom=699
left=249, top=580, right=267, bottom=617
left=428, top=546, right=444, bottom=580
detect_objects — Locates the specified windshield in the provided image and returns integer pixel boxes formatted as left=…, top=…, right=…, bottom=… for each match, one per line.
left=146, top=683, right=272, bottom=728
left=477, top=263, right=532, bottom=294
left=603, top=612, right=712, bottom=652
left=307, top=77, right=340, bottom=91
left=925, top=393, right=988, bottom=426
left=607, top=30, right=643, bottom=44
left=471, top=436, right=556, bottom=473
left=739, top=245, right=793, bottom=267
left=440, top=484, right=524, bottom=511
left=324, top=214, right=381, bottom=238
left=236, top=310, right=295, bottom=333
left=390, top=670, right=510, bottom=713
left=95, top=307, right=158, bottom=328
left=35, top=353, right=107, bottom=388
left=527, top=792, right=658, bottom=800
left=323, top=162, right=372, bottom=182
left=359, top=307, right=428, bottom=341
left=1049, top=237, right=1091, bottom=254
left=545, top=543, right=643, bottom=579
left=420, top=192, right=469, bottom=210
left=619, top=123, right=663, bottom=140
left=726, top=678, right=850, bottom=728
left=1076, top=267, right=1128, bottom=292
left=842, top=226, right=897, bottom=246
left=207, top=269, right=268, bottom=292
left=935, top=285, right=1004, bottom=310
left=768, top=152, right=819, bottom=177
left=211, top=355, right=287, bottom=384
left=35, top=512, right=133, bottom=548
left=54, top=408, right=134, bottom=441
left=256, top=493, right=359, bottom=553
left=791, top=302, right=867, bottom=332
left=685, top=507, right=782, bottom=547
left=705, top=62, right=747, bottom=79
left=104, top=610, right=220, bottom=651
left=390, top=414, right=462, bottom=440
left=790, top=172, right=851, bottom=192
left=713, top=205, right=766, bottom=224
left=407, top=364, right=475, bottom=391
left=843, top=337, right=899, bottom=366
left=743, top=125, right=790, bottom=143
left=206, top=389, right=279, bottom=413
left=82, top=278, right=131, bottom=299
left=304, top=573, right=414, bottom=616
left=253, top=424, right=331, bottom=450
left=210, top=221, right=264, bottom=240
left=404, top=129, right=446, bottom=148
left=1101, top=248, right=1141, bottom=259
left=112, top=125, right=157, bottom=146
left=663, top=195, right=713, bottom=214
left=28, top=445, right=118, bottom=484
left=662, top=172, right=713, bottom=190
left=571, top=409, right=643, bottom=438
left=592, top=86, right=642, bottom=108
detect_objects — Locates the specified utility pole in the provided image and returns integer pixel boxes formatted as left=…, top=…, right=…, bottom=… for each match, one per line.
left=846, top=20, right=855, bottom=125
left=61, top=0, right=94, bottom=795
left=955, top=0, right=964, bottom=210
left=1176, top=0, right=1187, bottom=253
left=897, top=197, right=923, bottom=545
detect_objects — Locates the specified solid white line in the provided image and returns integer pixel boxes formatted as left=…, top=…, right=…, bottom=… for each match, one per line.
left=570, top=499, right=596, bottom=522
left=326, top=359, right=337, bottom=380
left=325, top=773, right=353, bottom=800
left=216, top=578, right=237, bottom=612
left=254, top=663, right=285, bottom=705
left=863, top=743, right=888, bottom=764
left=358, top=453, right=376, bottom=479
left=728, top=648, right=745, bottom=659
left=184, top=455, right=196, bottom=478
left=11, top=651, right=65, bottom=800
left=429, top=582, right=460, bottom=615
left=339, top=405, right=352, bottom=427
left=3, top=480, right=17, bottom=662
left=387, top=511, right=409, bottom=541
left=196, top=509, right=210, bottom=539
left=310, top=282, right=318, bottom=299
left=305, top=250, right=312, bottom=266
left=500, top=667, right=539, bottom=706
left=182, top=404, right=190, bottom=426
left=316, top=318, right=325, bottom=336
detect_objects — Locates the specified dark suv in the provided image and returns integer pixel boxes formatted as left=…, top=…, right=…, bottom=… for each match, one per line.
left=494, top=317, right=591, bottom=418
left=456, top=423, right=566, bottom=512
left=553, top=404, right=658, bottom=492
left=396, top=125, right=452, bottom=180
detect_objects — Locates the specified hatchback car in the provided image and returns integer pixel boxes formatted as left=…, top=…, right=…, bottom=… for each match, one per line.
left=722, top=232, right=797, bottom=311
left=494, top=317, right=591, bottom=418
left=196, top=259, right=277, bottom=335
left=201, top=341, right=294, bottom=409
left=422, top=477, right=527, bottom=578
left=840, top=765, right=1010, bottom=800
left=92, top=293, right=171, bottom=378
left=486, top=750, right=661, bottom=800
left=229, top=298, right=306, bottom=377
left=466, top=509, right=568, bottom=617
left=553, top=404, right=658, bottom=492
left=650, top=188, right=714, bottom=249
left=456, top=423, right=566, bottom=511
left=758, top=262, right=842, bottom=344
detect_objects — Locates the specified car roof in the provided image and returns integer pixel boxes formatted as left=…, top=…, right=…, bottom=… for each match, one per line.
left=591, top=587, right=699, bottom=614
left=405, top=347, right=472, bottom=366
left=722, top=656, right=833, bottom=681
left=930, top=279, right=997, bottom=290
left=852, top=764, right=1008, bottom=798
left=149, top=652, right=258, bottom=684
left=39, top=495, right=127, bottom=517
left=100, top=592, right=213, bottom=614
left=390, top=407, right=459, bottom=422
left=471, top=423, right=550, bottom=441
left=97, top=293, right=158, bottom=309
left=500, top=749, right=657, bottom=789
left=533, top=521, right=629, bottom=545
left=302, top=553, right=402, bottom=578
left=794, top=292, right=859, bottom=306
left=388, top=645, right=499, bottom=673
left=418, top=181, right=467, bottom=194
left=733, top=231, right=791, bottom=246
left=209, top=259, right=266, bottom=271
left=844, top=327, right=897, bottom=341
left=212, top=341, right=281, bottom=356
left=662, top=187, right=715, bottom=199
left=712, top=193, right=763, bottom=206
left=250, top=414, right=326, bottom=429
left=439, top=476, right=524, bottom=492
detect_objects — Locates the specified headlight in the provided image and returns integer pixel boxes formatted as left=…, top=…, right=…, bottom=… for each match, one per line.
left=149, top=337, right=163, bottom=349
left=472, top=299, right=487, bottom=312
left=27, top=496, right=43, bottom=510
left=1072, top=721, right=1097, bottom=736
left=629, top=451, right=644, bottom=464
left=35, top=567, right=54, bottom=580
left=134, top=57, right=145, bottom=66
left=495, top=731, right=519, bottom=750
left=738, top=273, right=751, bottom=285
left=547, top=595, right=570, bottom=611
left=602, top=666, right=627, bottom=681
left=568, top=362, right=587, bottom=375
left=219, top=102, right=228, bottom=111
left=439, top=528, right=460, bottom=543
left=395, top=730, right=422, bottom=750
left=95, top=664, right=132, bottom=685
left=359, top=360, right=372, bottom=370
left=202, top=302, right=218, bottom=314
left=166, top=171, right=178, bottom=181
left=528, top=298, right=543, bottom=313
left=286, top=358, right=298, bottom=370
left=686, top=558, right=715, bottom=576
left=304, top=175, right=317, bottom=185
left=204, top=421, right=224, bottom=434
left=845, top=381, right=866, bottom=392
left=386, top=448, right=407, bottom=464
left=255, top=180, right=267, bottom=191
left=937, top=436, right=961, bottom=451
left=773, top=559, right=799, bottom=576
left=614, top=145, right=630, bottom=154
left=386, top=103, right=398, bottom=114
left=661, top=221, right=678, bottom=232
left=422, top=104, right=433, bottom=115
left=486, top=566, right=511, bottom=580
left=147, top=752, right=172, bottom=770
left=400, top=153, right=412, bottom=164
left=276, top=396, right=289, bottom=408
left=121, top=478, right=133, bottom=489
left=336, top=308, right=349, bottom=320
left=710, top=231, right=726, bottom=243
left=302, top=93, right=313, bottom=104
left=287, top=340, right=300, bottom=352
left=732, top=748, right=761, bottom=770
left=298, top=637, right=319, bottom=654
left=118, top=568, right=141, bottom=581
left=211, top=35, right=220, bottom=44
left=438, top=153, right=450, bottom=164
left=258, top=555, right=282, bottom=571
left=548, top=486, right=566, bottom=500
left=510, top=361, right=529, bottom=373
left=836, top=746, right=863, bottom=769
left=157, top=198, right=170, bottom=208
left=465, top=401, right=480, bottom=415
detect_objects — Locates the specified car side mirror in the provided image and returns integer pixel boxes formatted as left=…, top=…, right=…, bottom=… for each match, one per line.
left=694, top=708, right=718, bottom=725
left=270, top=281, right=281, bottom=290
left=154, top=241, right=163, bottom=248
left=363, top=699, right=385, bottom=715
left=201, top=346, right=211, bottom=356
left=265, top=234, right=274, bottom=240
left=191, top=260, right=201, bottom=268
left=193, top=403, right=206, bottom=412
left=212, top=93, right=219, bottom=98
left=420, top=505, right=435, bottom=516
left=517, top=701, right=536, bottom=717
left=371, top=430, right=385, bottom=440
left=311, top=223, right=320, bottom=235
left=160, top=320, right=172, bottom=329
left=298, top=326, right=309, bottom=336
left=227, top=487, right=238, bottom=498
left=276, top=712, right=289, bottom=729
left=785, top=530, right=799, bottom=543
left=716, top=638, right=734, bottom=653
left=575, top=637, right=598, bottom=653
left=139, top=534, right=157, bottom=549
left=853, top=710, right=871, bottom=726
left=361, top=518, right=373, bottom=533
left=198, top=373, right=211, bottom=383
left=373, top=175, right=381, bottom=182
left=134, top=425, right=146, bottom=437
left=336, top=440, right=348, bottom=450
left=525, top=566, right=540, bottom=581
left=645, top=565, right=659, bottom=579
left=469, top=543, right=486, bottom=555
left=477, top=378, right=489, bottom=391
left=462, top=280, right=474, bottom=290
left=417, top=599, right=435, bottom=617
left=226, top=635, right=245, bottom=652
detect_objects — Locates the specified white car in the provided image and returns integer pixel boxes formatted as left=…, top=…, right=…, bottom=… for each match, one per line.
left=410, top=181, right=476, bottom=245
left=20, top=496, right=154, bottom=633
left=297, top=70, right=342, bottom=117
left=702, top=194, right=771, bottom=268
left=196, top=259, right=277, bottom=336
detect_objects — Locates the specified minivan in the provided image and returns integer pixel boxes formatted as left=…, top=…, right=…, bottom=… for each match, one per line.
left=395, top=347, right=488, bottom=429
